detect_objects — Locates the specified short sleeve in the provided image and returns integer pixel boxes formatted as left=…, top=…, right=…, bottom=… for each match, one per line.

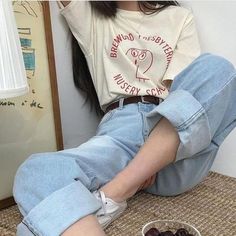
left=162, top=12, right=201, bottom=83
left=59, top=1, right=93, bottom=54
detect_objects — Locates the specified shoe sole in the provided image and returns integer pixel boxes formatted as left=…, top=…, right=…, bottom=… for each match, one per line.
left=102, top=206, right=127, bottom=229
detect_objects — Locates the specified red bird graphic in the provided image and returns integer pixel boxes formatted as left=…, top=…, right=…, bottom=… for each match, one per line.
left=126, top=48, right=153, bottom=82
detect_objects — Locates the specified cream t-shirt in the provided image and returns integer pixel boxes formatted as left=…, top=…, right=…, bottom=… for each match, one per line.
left=60, top=2, right=201, bottom=111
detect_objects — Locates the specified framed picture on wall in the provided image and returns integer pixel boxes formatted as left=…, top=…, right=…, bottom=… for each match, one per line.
left=0, top=1, right=63, bottom=209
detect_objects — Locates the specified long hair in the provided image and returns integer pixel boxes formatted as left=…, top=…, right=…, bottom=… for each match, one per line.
left=72, top=1, right=179, bottom=115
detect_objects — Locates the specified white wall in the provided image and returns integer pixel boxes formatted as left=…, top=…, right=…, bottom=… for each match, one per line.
left=50, top=1, right=236, bottom=177
left=50, top=2, right=100, bottom=149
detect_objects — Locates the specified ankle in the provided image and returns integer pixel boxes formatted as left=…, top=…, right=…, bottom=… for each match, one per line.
left=100, top=178, right=139, bottom=203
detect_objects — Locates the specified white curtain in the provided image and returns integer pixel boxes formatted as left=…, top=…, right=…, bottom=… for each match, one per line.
left=0, top=0, right=28, bottom=99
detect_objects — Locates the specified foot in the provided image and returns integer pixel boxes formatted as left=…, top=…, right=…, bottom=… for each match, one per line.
left=93, top=190, right=127, bottom=229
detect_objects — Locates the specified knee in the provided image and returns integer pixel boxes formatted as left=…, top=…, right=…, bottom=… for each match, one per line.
left=13, top=153, right=62, bottom=199
left=200, top=53, right=235, bottom=76
left=13, top=152, right=83, bottom=213
left=13, top=154, right=45, bottom=196
left=189, top=53, right=236, bottom=99
left=171, top=53, right=236, bottom=94
left=13, top=152, right=70, bottom=215
left=14, top=153, right=44, bottom=182
left=13, top=153, right=46, bottom=215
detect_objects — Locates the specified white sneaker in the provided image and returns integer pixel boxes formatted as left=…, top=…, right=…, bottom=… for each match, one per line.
left=93, top=190, right=127, bottom=229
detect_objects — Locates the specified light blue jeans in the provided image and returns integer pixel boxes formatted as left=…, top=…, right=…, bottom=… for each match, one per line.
left=13, top=54, right=236, bottom=236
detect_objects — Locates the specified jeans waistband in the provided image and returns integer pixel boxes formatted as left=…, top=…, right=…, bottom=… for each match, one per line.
left=105, top=96, right=161, bottom=113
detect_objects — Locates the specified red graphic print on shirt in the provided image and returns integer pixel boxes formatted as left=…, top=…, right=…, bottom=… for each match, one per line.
left=125, top=48, right=153, bottom=82
left=109, top=33, right=173, bottom=96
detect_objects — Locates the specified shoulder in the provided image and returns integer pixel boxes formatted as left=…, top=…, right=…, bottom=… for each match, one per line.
left=160, top=5, right=193, bottom=18
left=157, top=5, right=194, bottom=25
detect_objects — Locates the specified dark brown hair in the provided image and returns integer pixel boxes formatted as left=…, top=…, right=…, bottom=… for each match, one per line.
left=72, top=1, right=179, bottom=115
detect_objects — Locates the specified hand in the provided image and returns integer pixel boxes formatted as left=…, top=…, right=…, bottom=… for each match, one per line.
left=137, top=174, right=156, bottom=191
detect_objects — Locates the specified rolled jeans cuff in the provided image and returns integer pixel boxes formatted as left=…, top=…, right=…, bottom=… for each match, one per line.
left=146, top=89, right=212, bottom=161
left=22, top=181, right=101, bottom=236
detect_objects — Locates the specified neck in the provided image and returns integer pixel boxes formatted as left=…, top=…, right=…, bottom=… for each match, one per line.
left=116, top=1, right=140, bottom=11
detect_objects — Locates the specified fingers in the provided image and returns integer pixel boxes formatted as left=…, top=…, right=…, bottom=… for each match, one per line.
left=150, top=174, right=156, bottom=185
left=137, top=174, right=157, bottom=191
left=144, top=174, right=155, bottom=188
left=137, top=181, right=146, bottom=191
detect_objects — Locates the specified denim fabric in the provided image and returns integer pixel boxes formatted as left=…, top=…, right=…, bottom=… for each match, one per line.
left=146, top=53, right=236, bottom=195
left=13, top=53, right=236, bottom=236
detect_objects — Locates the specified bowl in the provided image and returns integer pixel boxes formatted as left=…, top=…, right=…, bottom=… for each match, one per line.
left=142, top=220, right=201, bottom=236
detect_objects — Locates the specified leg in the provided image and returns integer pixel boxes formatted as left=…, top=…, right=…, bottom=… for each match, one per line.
left=101, top=53, right=236, bottom=200
left=62, top=215, right=105, bottom=236
left=146, top=141, right=219, bottom=196
left=14, top=103, right=145, bottom=235
left=17, top=215, right=106, bottom=236
left=14, top=150, right=104, bottom=236
left=101, top=116, right=180, bottom=202
left=13, top=138, right=130, bottom=235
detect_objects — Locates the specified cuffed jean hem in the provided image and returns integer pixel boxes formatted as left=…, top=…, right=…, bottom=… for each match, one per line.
left=146, top=89, right=211, bottom=161
left=20, top=181, right=101, bottom=236
left=17, top=222, right=36, bottom=236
